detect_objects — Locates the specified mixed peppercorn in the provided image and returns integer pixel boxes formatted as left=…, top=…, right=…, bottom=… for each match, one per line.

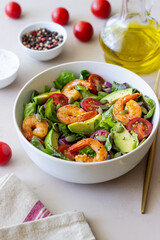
left=22, top=28, right=63, bottom=50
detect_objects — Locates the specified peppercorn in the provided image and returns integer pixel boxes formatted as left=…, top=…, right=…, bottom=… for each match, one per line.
left=22, top=28, right=64, bottom=51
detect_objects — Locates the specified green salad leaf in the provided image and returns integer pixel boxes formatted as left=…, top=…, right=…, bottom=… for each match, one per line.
left=131, top=131, right=139, bottom=148
left=105, top=133, right=113, bottom=151
left=96, top=91, right=109, bottom=101
left=57, top=123, right=70, bottom=136
left=111, top=81, right=130, bottom=92
left=143, top=96, right=155, bottom=119
left=140, top=138, right=146, bottom=145
left=31, top=90, right=39, bottom=102
left=37, top=105, right=46, bottom=119
left=101, top=105, right=116, bottom=128
left=73, top=101, right=81, bottom=108
left=23, top=102, right=36, bottom=119
left=75, top=85, right=96, bottom=99
left=79, top=146, right=96, bottom=158
left=53, top=72, right=76, bottom=90
left=93, top=117, right=110, bottom=132
left=45, top=98, right=58, bottom=122
left=79, top=70, right=90, bottom=80
left=97, top=120, right=110, bottom=131
left=44, top=85, right=51, bottom=93
left=43, top=144, right=70, bottom=161
left=31, top=136, right=45, bottom=151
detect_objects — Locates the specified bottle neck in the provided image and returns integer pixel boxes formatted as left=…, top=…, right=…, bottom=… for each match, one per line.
left=121, top=0, right=148, bottom=22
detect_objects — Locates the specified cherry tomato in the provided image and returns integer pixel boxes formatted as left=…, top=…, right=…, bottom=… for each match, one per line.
left=126, top=117, right=152, bottom=141
left=82, top=98, right=102, bottom=112
left=58, top=144, right=71, bottom=152
left=87, top=74, right=105, bottom=94
left=91, top=0, right=111, bottom=18
left=51, top=7, right=69, bottom=25
left=48, top=93, right=68, bottom=107
left=90, top=129, right=109, bottom=144
left=73, top=21, right=94, bottom=42
left=5, top=1, right=21, bottom=19
left=0, top=142, right=12, bottom=165
left=58, top=144, right=76, bottom=160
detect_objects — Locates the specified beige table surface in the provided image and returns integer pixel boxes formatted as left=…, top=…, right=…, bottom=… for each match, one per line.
left=0, top=0, right=160, bottom=239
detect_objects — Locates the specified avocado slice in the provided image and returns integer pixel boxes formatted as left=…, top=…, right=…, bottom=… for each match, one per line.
left=68, top=114, right=102, bottom=136
left=111, top=122, right=136, bottom=154
left=101, top=88, right=133, bottom=104
left=44, top=128, right=60, bottom=150
left=33, top=90, right=61, bottom=105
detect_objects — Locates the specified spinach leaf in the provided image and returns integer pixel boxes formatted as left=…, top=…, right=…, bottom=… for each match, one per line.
left=131, top=131, right=139, bottom=148
left=43, top=144, right=70, bottom=161
left=102, top=105, right=116, bottom=127
left=94, top=118, right=110, bottom=132
left=111, top=81, right=130, bottom=92
left=44, top=85, right=51, bottom=93
left=23, top=102, right=36, bottom=119
left=73, top=101, right=81, bottom=108
left=57, top=123, right=84, bottom=140
left=94, top=119, right=101, bottom=130
left=96, top=91, right=109, bottom=101
left=143, top=96, right=155, bottom=119
left=31, top=136, right=45, bottom=151
left=75, top=85, right=96, bottom=99
left=31, top=90, right=39, bottom=102
left=45, top=98, right=59, bottom=122
left=99, top=120, right=110, bottom=131
left=53, top=72, right=76, bottom=90
left=79, top=146, right=96, bottom=157
left=79, top=70, right=90, bottom=80
left=113, top=152, right=122, bottom=158
left=140, top=138, right=146, bottom=145
left=57, top=123, right=70, bottom=136
left=105, top=134, right=113, bottom=151
left=43, top=148, right=54, bottom=155
left=37, top=105, right=46, bottom=119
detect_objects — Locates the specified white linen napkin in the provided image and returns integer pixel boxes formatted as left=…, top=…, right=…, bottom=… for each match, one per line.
left=0, top=173, right=95, bottom=240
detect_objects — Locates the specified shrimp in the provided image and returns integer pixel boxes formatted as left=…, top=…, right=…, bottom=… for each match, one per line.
left=61, top=79, right=92, bottom=101
left=22, top=115, right=49, bottom=141
left=57, top=105, right=97, bottom=125
left=68, top=138, right=108, bottom=162
left=113, top=93, right=142, bottom=125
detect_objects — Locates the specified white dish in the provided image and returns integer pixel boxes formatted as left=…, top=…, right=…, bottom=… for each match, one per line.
left=13, top=61, right=159, bottom=184
left=18, top=21, right=67, bottom=61
left=0, top=49, right=19, bottom=88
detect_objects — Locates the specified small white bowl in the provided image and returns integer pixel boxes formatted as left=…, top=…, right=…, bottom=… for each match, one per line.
left=0, top=49, right=19, bottom=88
left=13, top=61, right=159, bottom=184
left=18, top=21, right=67, bottom=61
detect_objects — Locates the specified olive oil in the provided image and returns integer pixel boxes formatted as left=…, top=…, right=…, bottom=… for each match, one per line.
left=100, top=20, right=160, bottom=74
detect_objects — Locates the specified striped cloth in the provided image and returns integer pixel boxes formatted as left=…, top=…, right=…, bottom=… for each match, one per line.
left=0, top=173, right=96, bottom=240
left=23, top=200, right=53, bottom=222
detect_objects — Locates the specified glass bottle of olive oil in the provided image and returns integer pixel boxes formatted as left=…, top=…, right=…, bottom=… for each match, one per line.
left=99, top=0, right=160, bottom=74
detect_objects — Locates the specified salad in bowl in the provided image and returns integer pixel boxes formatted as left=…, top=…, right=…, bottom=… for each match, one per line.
left=22, top=69, right=155, bottom=163
left=13, top=61, right=159, bottom=183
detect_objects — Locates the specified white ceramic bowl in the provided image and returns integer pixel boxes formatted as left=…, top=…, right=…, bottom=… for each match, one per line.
left=0, top=49, right=19, bottom=88
left=13, top=61, right=159, bottom=184
left=18, top=21, right=67, bottom=61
